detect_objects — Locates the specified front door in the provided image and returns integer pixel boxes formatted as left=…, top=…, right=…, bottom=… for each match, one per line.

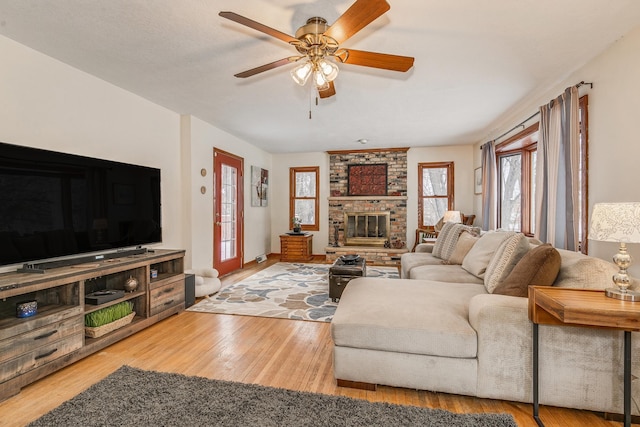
left=213, top=149, right=244, bottom=276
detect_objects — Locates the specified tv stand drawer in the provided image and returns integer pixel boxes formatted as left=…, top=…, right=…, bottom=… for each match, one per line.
left=149, top=278, right=184, bottom=316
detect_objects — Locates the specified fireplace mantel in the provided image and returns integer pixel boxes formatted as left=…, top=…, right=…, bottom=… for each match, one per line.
left=328, top=196, right=407, bottom=201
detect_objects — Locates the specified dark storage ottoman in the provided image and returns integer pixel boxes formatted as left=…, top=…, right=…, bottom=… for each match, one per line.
left=329, top=257, right=366, bottom=302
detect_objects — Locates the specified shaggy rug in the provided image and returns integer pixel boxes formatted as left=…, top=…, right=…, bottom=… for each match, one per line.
left=28, top=366, right=518, bottom=427
left=187, top=262, right=398, bottom=322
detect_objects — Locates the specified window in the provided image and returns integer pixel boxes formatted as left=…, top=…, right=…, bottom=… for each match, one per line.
left=418, top=162, right=454, bottom=227
left=290, top=166, right=319, bottom=231
left=496, top=95, right=588, bottom=252
left=497, top=129, right=536, bottom=234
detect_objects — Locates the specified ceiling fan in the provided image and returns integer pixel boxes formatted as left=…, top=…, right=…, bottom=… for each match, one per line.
left=219, top=0, right=414, bottom=99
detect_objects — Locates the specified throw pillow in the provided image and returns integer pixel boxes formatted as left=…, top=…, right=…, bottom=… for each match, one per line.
left=432, top=222, right=464, bottom=259
left=432, top=223, right=480, bottom=260
left=493, top=243, right=561, bottom=297
left=553, top=248, right=618, bottom=290
left=461, top=230, right=515, bottom=279
left=446, top=231, right=479, bottom=265
left=484, top=233, right=531, bottom=293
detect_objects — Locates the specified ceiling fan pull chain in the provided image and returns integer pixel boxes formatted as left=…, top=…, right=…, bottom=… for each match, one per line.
left=308, top=82, right=314, bottom=119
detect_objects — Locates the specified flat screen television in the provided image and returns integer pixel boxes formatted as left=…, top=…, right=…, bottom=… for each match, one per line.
left=0, top=141, right=162, bottom=270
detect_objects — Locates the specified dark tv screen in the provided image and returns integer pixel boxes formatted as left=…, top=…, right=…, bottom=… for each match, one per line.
left=0, top=142, right=161, bottom=267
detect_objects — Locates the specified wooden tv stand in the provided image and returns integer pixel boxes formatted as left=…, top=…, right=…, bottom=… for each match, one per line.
left=0, top=249, right=185, bottom=402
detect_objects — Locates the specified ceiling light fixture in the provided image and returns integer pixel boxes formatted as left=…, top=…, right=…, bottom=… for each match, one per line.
left=290, top=57, right=339, bottom=91
left=290, top=62, right=313, bottom=86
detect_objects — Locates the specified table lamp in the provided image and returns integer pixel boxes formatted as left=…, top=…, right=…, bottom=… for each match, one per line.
left=589, top=202, right=640, bottom=301
left=443, top=210, right=462, bottom=223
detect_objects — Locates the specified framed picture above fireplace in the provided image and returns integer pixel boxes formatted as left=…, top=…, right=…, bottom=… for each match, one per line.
left=348, top=164, right=387, bottom=196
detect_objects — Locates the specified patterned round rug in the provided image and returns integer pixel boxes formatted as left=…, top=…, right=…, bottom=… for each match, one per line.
left=187, top=262, right=398, bottom=322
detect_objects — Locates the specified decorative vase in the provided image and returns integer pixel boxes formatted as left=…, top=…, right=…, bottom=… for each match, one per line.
left=124, top=276, right=139, bottom=292
left=293, top=227, right=301, bottom=233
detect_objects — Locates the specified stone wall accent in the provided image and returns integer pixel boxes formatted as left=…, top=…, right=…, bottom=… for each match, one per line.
left=328, top=148, right=408, bottom=249
left=325, top=246, right=408, bottom=267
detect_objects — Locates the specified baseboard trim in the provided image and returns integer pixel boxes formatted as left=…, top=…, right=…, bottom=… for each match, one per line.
left=603, top=411, right=640, bottom=424
left=336, top=379, right=377, bottom=391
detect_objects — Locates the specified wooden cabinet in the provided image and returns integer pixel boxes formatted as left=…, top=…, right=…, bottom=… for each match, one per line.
left=280, top=233, right=313, bottom=262
left=0, top=249, right=185, bottom=401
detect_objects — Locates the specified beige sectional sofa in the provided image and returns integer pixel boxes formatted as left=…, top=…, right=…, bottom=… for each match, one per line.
left=331, top=223, right=640, bottom=415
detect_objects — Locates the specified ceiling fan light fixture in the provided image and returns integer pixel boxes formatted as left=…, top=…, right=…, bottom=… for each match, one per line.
left=314, top=70, right=329, bottom=90
left=318, top=59, right=339, bottom=82
left=291, top=61, right=313, bottom=86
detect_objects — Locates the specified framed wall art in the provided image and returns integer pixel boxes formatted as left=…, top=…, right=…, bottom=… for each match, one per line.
left=251, top=166, right=269, bottom=207
left=347, top=164, right=387, bottom=196
left=474, top=167, right=482, bottom=195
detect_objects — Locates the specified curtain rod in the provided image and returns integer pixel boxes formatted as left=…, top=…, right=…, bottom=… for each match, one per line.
left=480, top=81, right=592, bottom=149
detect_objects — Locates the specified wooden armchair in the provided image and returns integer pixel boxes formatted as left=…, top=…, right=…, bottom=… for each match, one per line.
left=412, top=227, right=437, bottom=251
left=412, top=213, right=476, bottom=251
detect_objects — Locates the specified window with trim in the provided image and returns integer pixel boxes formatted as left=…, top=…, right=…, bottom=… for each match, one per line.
left=289, top=166, right=320, bottom=231
left=418, top=162, right=454, bottom=227
left=496, top=95, right=588, bottom=252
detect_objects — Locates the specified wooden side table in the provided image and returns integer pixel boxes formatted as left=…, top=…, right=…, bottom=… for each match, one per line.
left=528, top=286, right=640, bottom=427
left=279, top=233, right=313, bottom=262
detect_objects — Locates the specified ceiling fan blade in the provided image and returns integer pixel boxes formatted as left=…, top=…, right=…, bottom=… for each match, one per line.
left=323, top=0, right=390, bottom=44
left=234, top=57, right=298, bottom=78
left=337, top=49, right=414, bottom=72
left=219, top=11, right=298, bottom=44
left=318, top=81, right=336, bottom=99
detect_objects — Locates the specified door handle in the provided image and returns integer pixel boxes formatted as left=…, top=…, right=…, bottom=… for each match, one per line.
left=215, top=222, right=222, bottom=226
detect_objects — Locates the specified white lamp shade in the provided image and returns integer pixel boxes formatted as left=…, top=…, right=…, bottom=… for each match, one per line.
left=290, top=62, right=312, bottom=86
left=442, top=210, right=462, bottom=223
left=589, top=202, right=640, bottom=243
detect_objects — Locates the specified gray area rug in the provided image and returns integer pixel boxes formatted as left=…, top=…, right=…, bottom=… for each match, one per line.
left=29, top=366, right=517, bottom=427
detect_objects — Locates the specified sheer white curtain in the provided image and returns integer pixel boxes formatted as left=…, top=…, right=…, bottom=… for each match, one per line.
left=535, top=86, right=580, bottom=250
left=481, top=141, right=497, bottom=231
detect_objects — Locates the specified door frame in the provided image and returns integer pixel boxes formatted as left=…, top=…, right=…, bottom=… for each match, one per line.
left=213, top=148, right=244, bottom=275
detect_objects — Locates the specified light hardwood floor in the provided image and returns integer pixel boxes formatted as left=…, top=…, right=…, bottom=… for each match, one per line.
left=0, top=257, right=634, bottom=427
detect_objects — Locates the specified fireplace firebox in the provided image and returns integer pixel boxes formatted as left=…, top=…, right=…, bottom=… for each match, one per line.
left=343, top=212, right=391, bottom=246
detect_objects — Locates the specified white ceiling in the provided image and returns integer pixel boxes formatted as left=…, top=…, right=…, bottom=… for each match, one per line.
left=1, top=1, right=640, bottom=153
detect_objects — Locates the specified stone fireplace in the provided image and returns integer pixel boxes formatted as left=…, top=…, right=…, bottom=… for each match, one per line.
left=325, top=148, right=408, bottom=265
left=343, top=211, right=390, bottom=246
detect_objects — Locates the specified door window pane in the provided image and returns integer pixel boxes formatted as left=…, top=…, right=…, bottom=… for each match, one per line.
left=221, top=164, right=237, bottom=261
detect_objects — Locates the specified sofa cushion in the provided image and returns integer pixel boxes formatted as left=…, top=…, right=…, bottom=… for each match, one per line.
left=331, top=278, right=486, bottom=358
left=484, top=233, right=530, bottom=293
left=400, top=252, right=443, bottom=279
left=554, top=249, right=619, bottom=290
left=461, top=230, right=515, bottom=279
left=492, top=243, right=561, bottom=297
left=409, top=264, right=483, bottom=284
left=446, top=231, right=479, bottom=265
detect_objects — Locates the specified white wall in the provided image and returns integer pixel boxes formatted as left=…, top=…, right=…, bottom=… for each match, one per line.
left=473, top=25, right=640, bottom=276
left=270, top=152, right=330, bottom=254
left=407, top=145, right=475, bottom=249
left=0, top=35, right=182, bottom=272
left=185, top=116, right=272, bottom=268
